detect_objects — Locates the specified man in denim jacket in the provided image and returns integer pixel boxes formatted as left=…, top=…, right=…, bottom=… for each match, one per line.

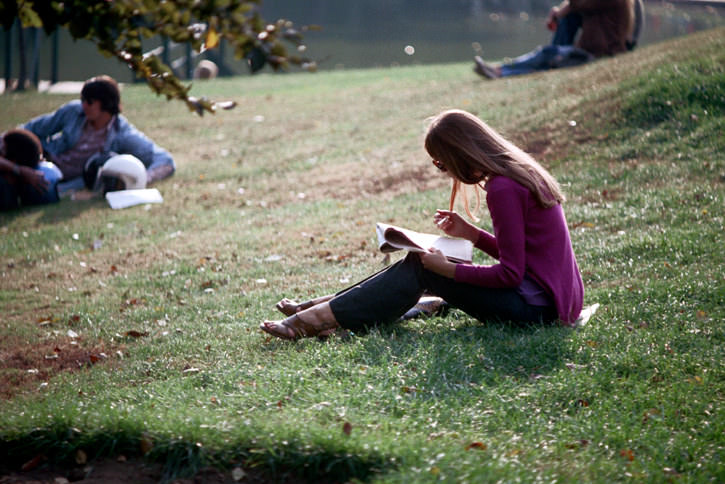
left=22, top=75, right=175, bottom=195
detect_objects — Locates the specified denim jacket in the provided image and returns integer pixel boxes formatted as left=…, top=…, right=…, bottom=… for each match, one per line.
left=22, top=100, right=175, bottom=175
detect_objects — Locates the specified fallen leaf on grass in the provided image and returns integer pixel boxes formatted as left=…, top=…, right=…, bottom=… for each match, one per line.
left=642, top=408, right=661, bottom=424
left=232, top=467, right=246, bottom=481
left=687, top=375, right=703, bottom=384
left=342, top=422, right=352, bottom=436
left=124, top=330, right=149, bottom=338
left=21, top=454, right=47, bottom=471
left=465, top=442, right=487, bottom=451
left=565, top=439, right=590, bottom=449
left=36, top=316, right=53, bottom=326
left=75, top=449, right=87, bottom=465
left=140, top=434, right=153, bottom=455
left=121, top=298, right=144, bottom=308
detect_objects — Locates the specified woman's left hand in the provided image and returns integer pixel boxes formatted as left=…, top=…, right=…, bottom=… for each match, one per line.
left=419, top=248, right=456, bottom=278
left=19, top=166, right=49, bottom=193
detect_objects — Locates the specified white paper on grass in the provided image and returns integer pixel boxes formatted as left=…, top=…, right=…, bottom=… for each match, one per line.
left=105, top=188, right=163, bottom=209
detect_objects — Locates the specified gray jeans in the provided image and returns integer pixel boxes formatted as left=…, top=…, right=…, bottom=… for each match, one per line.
left=329, top=253, right=556, bottom=331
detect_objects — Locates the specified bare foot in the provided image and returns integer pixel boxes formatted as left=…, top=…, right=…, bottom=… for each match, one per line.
left=275, top=295, right=334, bottom=316
left=260, top=319, right=296, bottom=339
left=260, top=318, right=339, bottom=340
left=261, top=304, right=339, bottom=340
left=275, top=298, right=305, bottom=316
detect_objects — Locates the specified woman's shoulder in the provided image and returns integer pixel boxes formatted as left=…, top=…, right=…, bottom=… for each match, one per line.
left=486, top=175, right=527, bottom=193
left=485, top=177, right=532, bottom=211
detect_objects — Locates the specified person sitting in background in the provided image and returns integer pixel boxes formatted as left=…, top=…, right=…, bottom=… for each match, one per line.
left=0, top=129, right=62, bottom=211
left=21, top=75, right=175, bottom=196
left=474, top=0, right=635, bottom=79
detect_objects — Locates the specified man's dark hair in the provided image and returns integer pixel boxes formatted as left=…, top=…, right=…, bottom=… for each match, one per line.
left=2, top=129, right=42, bottom=167
left=81, top=75, right=121, bottom=115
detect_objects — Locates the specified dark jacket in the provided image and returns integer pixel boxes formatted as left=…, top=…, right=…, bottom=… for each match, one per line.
left=570, top=0, right=634, bottom=57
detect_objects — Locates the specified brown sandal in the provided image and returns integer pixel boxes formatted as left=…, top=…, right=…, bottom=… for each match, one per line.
left=260, top=314, right=338, bottom=341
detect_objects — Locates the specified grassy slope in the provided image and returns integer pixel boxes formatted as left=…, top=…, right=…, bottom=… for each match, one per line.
left=0, top=28, right=723, bottom=482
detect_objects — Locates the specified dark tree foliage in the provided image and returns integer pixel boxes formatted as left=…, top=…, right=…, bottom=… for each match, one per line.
left=0, top=0, right=317, bottom=115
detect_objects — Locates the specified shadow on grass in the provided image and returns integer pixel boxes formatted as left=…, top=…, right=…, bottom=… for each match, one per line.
left=0, top=197, right=103, bottom=226
left=0, top=426, right=391, bottom=483
left=260, top=310, right=573, bottom=395
left=350, top=313, right=572, bottom=388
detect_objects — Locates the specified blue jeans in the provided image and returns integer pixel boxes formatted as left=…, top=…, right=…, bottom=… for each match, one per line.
left=551, top=12, right=582, bottom=46
left=501, top=13, right=592, bottom=77
left=0, top=162, right=62, bottom=211
left=329, top=253, right=556, bottom=331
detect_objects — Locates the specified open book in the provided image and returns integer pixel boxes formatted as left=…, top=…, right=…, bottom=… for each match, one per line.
left=376, top=222, right=473, bottom=263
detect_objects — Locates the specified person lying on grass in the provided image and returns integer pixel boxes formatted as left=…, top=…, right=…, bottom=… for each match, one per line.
left=260, top=109, right=584, bottom=340
left=0, top=129, right=62, bottom=211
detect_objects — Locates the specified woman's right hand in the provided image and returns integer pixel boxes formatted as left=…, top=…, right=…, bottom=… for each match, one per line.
left=434, top=210, right=478, bottom=242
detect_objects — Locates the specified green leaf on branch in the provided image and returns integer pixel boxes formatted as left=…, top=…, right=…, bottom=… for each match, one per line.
left=2, top=0, right=317, bottom=115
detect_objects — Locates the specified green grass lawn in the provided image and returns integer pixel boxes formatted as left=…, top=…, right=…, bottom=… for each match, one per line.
left=1, top=28, right=723, bottom=483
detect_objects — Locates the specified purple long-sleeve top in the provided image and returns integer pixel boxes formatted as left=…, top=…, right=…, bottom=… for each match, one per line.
left=454, top=176, right=584, bottom=325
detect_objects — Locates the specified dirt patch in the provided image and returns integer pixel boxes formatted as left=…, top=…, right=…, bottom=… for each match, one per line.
left=0, top=336, right=119, bottom=399
left=0, top=457, right=163, bottom=484
left=306, top=159, right=449, bottom=201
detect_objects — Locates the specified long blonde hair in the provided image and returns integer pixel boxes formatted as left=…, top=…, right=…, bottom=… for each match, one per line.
left=424, top=109, right=564, bottom=215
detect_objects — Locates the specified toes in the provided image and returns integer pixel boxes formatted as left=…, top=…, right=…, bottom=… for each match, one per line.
left=260, top=320, right=295, bottom=339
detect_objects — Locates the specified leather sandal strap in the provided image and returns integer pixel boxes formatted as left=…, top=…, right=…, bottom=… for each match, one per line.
left=282, top=313, right=336, bottom=340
